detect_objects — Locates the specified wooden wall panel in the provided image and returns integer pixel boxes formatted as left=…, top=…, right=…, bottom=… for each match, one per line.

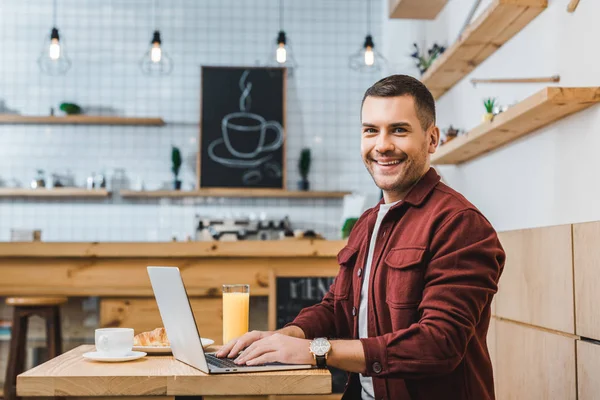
left=495, top=320, right=576, bottom=400
left=100, top=298, right=223, bottom=344
left=496, top=225, right=574, bottom=333
left=573, top=221, right=600, bottom=340
left=577, top=340, right=600, bottom=399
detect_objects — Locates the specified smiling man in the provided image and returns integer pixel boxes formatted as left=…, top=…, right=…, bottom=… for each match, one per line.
left=217, top=75, right=506, bottom=400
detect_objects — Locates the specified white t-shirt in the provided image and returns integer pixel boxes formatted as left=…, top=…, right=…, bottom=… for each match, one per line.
left=359, top=200, right=400, bottom=400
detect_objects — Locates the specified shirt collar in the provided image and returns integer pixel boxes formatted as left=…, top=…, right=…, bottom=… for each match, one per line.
left=376, top=167, right=441, bottom=209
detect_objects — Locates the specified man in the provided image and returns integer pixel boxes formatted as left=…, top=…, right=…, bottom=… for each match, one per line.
left=217, top=75, right=505, bottom=400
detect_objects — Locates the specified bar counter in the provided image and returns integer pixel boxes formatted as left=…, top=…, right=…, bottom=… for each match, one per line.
left=0, top=240, right=346, bottom=297
left=0, top=240, right=347, bottom=344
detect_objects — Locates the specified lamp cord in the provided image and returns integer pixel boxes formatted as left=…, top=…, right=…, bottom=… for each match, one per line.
left=279, top=0, right=283, bottom=32
left=367, top=0, right=371, bottom=35
left=53, top=0, right=57, bottom=27
left=153, top=0, right=157, bottom=29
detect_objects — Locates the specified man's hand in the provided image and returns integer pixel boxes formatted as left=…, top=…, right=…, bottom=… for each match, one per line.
left=233, top=333, right=315, bottom=366
left=216, top=325, right=306, bottom=359
left=216, top=330, right=274, bottom=358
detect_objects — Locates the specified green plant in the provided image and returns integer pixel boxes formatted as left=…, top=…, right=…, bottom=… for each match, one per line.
left=59, top=103, right=82, bottom=115
left=483, top=98, right=497, bottom=114
left=171, top=146, right=182, bottom=179
left=341, top=217, right=358, bottom=239
left=410, top=43, right=446, bottom=75
left=298, top=148, right=311, bottom=181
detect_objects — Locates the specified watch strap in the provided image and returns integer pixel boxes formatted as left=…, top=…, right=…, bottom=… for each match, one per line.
left=315, top=354, right=327, bottom=368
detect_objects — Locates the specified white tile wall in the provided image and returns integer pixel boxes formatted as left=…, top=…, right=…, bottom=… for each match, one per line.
left=0, top=0, right=384, bottom=241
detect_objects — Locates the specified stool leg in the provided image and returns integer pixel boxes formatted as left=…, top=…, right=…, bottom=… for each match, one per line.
left=4, top=307, right=28, bottom=400
left=45, top=306, right=62, bottom=358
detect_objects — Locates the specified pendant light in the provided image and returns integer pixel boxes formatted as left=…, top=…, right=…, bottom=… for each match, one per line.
left=38, top=0, right=71, bottom=75
left=140, top=0, right=173, bottom=75
left=349, top=0, right=386, bottom=72
left=273, top=0, right=297, bottom=72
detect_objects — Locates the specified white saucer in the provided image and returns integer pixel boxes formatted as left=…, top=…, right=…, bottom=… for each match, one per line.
left=83, top=351, right=147, bottom=362
left=133, top=338, right=214, bottom=354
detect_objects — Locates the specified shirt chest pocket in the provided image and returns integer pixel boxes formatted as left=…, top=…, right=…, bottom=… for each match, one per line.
left=334, top=245, right=359, bottom=300
left=385, top=246, right=427, bottom=308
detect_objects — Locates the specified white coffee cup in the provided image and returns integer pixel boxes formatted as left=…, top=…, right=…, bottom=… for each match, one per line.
left=95, top=328, right=134, bottom=356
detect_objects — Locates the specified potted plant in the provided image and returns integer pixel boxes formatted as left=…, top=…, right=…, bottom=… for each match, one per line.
left=298, top=148, right=311, bottom=191
left=171, top=146, right=182, bottom=190
left=483, top=98, right=497, bottom=123
left=410, top=43, right=446, bottom=75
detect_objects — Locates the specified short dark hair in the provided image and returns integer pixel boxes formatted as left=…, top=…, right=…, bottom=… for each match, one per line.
left=362, top=74, right=436, bottom=130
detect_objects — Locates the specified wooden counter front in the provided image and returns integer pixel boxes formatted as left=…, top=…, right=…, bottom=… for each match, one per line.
left=0, top=240, right=346, bottom=297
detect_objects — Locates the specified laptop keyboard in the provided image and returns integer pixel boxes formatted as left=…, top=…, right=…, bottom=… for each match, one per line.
left=206, top=353, right=265, bottom=369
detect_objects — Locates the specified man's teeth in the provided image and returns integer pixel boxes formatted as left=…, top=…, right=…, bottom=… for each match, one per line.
left=377, top=160, right=401, bottom=166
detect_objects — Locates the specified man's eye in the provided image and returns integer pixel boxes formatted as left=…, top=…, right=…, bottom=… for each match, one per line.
left=394, top=127, right=407, bottom=133
left=364, top=128, right=377, bottom=133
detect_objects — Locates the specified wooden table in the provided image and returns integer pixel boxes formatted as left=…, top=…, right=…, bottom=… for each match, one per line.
left=17, top=345, right=332, bottom=399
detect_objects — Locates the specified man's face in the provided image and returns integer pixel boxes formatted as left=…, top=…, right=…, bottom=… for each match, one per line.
left=361, top=95, right=439, bottom=201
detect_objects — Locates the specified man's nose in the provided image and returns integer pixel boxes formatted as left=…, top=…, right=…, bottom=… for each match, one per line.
left=375, top=132, right=394, bottom=154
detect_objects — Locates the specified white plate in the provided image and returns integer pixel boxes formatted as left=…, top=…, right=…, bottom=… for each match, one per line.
left=83, top=351, right=147, bottom=362
left=133, top=338, right=215, bottom=354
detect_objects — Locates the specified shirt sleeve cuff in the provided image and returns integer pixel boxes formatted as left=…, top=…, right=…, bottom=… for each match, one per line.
left=360, top=336, right=388, bottom=377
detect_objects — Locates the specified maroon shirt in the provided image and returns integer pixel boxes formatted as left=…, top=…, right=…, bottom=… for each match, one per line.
left=289, top=168, right=505, bottom=400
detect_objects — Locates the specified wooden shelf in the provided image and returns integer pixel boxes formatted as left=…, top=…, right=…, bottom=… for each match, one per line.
left=432, top=87, right=600, bottom=165
left=389, top=0, right=448, bottom=20
left=120, top=189, right=351, bottom=199
left=422, top=0, right=547, bottom=99
left=0, top=188, right=110, bottom=198
left=0, top=115, right=165, bottom=126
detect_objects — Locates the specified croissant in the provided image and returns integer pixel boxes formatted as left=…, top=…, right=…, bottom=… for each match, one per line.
left=133, top=327, right=170, bottom=346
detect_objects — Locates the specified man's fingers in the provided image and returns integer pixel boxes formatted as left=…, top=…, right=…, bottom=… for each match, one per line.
left=235, top=340, right=271, bottom=364
left=216, top=338, right=237, bottom=357
left=227, top=331, right=261, bottom=358
left=246, top=351, right=278, bottom=366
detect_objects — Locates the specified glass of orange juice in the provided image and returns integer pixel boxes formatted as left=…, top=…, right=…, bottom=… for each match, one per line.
left=222, top=284, right=250, bottom=344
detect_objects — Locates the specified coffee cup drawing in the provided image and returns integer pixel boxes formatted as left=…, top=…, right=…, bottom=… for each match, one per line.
left=222, top=112, right=283, bottom=159
left=207, top=69, right=284, bottom=185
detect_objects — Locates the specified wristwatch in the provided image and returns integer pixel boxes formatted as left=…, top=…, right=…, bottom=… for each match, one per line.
left=309, top=337, right=331, bottom=368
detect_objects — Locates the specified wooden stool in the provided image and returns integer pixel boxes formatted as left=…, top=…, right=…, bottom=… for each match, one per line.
left=3, top=296, right=67, bottom=400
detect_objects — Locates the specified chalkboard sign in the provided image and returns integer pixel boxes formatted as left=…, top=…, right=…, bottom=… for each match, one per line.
left=200, top=66, right=286, bottom=188
left=274, top=276, right=347, bottom=394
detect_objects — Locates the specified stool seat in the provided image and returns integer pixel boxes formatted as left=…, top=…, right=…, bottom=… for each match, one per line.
left=6, top=296, right=68, bottom=306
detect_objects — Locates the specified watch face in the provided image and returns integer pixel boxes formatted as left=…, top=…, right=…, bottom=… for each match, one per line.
left=310, top=338, right=331, bottom=356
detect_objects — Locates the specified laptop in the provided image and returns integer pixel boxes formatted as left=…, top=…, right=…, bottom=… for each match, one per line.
left=147, top=266, right=313, bottom=374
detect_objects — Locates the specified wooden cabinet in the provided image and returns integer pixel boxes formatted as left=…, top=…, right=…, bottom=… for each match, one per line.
left=577, top=340, right=600, bottom=400
left=495, top=319, right=576, bottom=400
left=573, top=221, right=600, bottom=340
left=496, top=225, right=574, bottom=334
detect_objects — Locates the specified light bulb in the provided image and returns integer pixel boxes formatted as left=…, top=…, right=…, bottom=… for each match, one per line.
left=49, top=38, right=61, bottom=60
left=276, top=43, right=287, bottom=64
left=364, top=46, right=374, bottom=66
left=151, top=43, right=162, bottom=63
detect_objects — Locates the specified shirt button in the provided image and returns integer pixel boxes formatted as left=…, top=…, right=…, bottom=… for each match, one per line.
left=357, top=268, right=362, bottom=277
left=352, top=306, right=357, bottom=316
left=372, top=362, right=382, bottom=374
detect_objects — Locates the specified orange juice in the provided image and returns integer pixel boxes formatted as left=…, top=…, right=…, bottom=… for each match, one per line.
left=222, top=291, right=249, bottom=344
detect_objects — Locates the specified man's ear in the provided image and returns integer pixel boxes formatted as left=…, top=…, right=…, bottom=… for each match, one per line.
left=428, top=126, right=440, bottom=153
